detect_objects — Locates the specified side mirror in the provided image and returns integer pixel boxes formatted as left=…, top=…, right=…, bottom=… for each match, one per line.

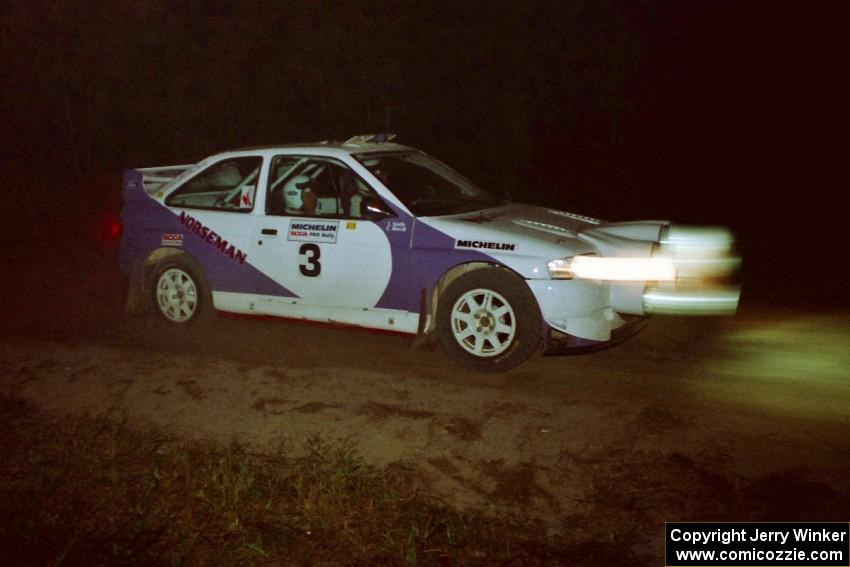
left=360, top=196, right=394, bottom=220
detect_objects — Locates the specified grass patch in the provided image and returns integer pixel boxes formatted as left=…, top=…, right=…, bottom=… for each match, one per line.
left=0, top=394, right=648, bottom=565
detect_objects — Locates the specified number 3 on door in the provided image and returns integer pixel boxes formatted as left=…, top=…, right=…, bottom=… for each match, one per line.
left=299, top=243, right=321, bottom=277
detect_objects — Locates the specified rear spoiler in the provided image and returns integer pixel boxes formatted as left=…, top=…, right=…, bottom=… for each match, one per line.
left=133, top=164, right=195, bottom=195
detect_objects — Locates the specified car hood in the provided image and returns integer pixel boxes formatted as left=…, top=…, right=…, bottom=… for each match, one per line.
left=419, top=203, right=669, bottom=259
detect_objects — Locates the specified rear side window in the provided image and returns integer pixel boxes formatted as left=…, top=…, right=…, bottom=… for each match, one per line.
left=166, top=157, right=262, bottom=212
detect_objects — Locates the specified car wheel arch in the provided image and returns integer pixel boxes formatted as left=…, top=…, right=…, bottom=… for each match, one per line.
left=434, top=264, right=544, bottom=372
left=142, top=249, right=213, bottom=312
left=426, top=261, right=529, bottom=335
left=144, top=247, right=202, bottom=284
left=126, top=247, right=203, bottom=316
left=146, top=249, right=215, bottom=325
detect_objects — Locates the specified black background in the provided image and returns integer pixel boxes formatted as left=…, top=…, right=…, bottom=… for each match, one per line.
left=1, top=0, right=846, bottom=299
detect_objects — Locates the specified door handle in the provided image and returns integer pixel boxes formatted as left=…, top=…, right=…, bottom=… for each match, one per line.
left=261, top=228, right=278, bottom=236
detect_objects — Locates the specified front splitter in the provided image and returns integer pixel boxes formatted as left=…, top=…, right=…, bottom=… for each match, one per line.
left=542, top=315, right=651, bottom=355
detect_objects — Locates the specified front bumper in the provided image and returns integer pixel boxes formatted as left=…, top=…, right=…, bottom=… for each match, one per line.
left=527, top=278, right=645, bottom=342
left=542, top=314, right=650, bottom=355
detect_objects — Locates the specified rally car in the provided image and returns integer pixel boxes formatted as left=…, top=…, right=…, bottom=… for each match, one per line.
left=120, top=134, right=740, bottom=372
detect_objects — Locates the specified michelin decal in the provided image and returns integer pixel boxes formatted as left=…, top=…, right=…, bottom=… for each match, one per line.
left=455, top=239, right=516, bottom=251
left=288, top=220, right=339, bottom=243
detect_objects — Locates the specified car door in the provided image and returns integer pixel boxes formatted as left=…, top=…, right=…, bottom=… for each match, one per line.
left=162, top=155, right=264, bottom=313
left=248, top=154, right=404, bottom=327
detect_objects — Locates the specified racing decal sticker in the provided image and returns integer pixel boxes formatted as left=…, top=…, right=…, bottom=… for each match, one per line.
left=287, top=220, right=339, bottom=244
left=298, top=243, right=321, bottom=277
left=386, top=221, right=407, bottom=232
left=455, top=239, right=516, bottom=251
left=177, top=212, right=248, bottom=264
left=346, top=222, right=357, bottom=230
left=161, top=233, right=183, bottom=246
left=239, top=185, right=255, bottom=208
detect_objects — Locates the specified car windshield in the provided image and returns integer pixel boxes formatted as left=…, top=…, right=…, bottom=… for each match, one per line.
left=354, top=151, right=504, bottom=216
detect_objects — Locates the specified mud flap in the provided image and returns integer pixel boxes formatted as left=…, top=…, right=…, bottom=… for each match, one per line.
left=412, top=287, right=437, bottom=350
left=124, top=260, right=147, bottom=316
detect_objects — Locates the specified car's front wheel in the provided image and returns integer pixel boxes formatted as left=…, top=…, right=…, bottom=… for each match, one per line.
left=150, top=257, right=213, bottom=325
left=437, top=267, right=542, bottom=372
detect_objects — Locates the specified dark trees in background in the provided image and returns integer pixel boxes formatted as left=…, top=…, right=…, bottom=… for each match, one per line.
left=1, top=0, right=843, bottom=276
left=0, top=1, right=700, bottom=212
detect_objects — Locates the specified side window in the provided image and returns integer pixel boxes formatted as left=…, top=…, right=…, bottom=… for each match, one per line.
left=266, top=155, right=391, bottom=219
left=165, top=156, right=262, bottom=212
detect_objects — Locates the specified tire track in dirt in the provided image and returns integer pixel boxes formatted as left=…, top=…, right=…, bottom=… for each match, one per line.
left=0, top=335, right=603, bottom=525
left=3, top=309, right=850, bottom=557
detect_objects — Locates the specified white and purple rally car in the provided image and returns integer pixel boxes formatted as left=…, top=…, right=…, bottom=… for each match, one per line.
left=120, top=134, right=739, bottom=372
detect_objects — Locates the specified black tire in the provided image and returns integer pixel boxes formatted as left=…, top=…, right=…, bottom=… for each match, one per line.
left=437, top=267, right=542, bottom=372
left=149, top=256, right=214, bottom=326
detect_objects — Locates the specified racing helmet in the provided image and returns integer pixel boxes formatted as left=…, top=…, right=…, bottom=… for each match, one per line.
left=283, top=175, right=312, bottom=210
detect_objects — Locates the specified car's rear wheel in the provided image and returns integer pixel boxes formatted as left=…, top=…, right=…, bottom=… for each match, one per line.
left=437, top=267, right=542, bottom=372
left=150, top=258, right=212, bottom=325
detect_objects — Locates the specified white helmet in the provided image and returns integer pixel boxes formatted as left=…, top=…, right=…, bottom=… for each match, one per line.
left=284, top=175, right=312, bottom=209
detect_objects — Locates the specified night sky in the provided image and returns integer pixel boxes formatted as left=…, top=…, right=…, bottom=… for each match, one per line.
left=1, top=1, right=845, bottom=294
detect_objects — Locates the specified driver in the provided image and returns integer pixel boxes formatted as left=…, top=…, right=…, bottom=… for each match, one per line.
left=283, top=175, right=318, bottom=215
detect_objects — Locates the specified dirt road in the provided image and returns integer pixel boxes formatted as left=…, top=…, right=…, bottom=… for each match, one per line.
left=2, top=246, right=849, bottom=558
